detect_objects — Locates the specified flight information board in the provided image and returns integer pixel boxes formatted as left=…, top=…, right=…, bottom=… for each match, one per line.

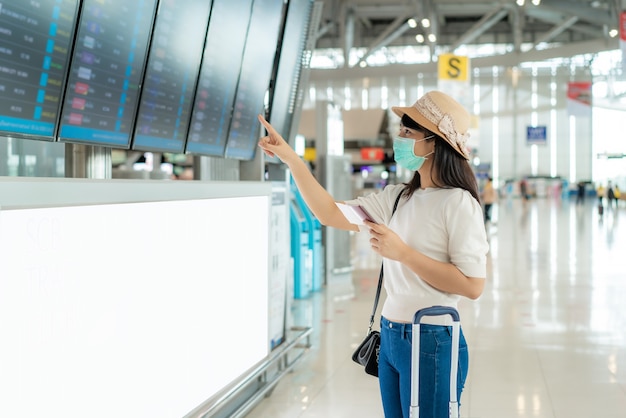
left=224, top=0, right=284, bottom=161
left=58, top=0, right=157, bottom=148
left=0, top=0, right=79, bottom=140
left=267, top=0, right=313, bottom=148
left=131, top=0, right=212, bottom=153
left=185, top=0, right=253, bottom=156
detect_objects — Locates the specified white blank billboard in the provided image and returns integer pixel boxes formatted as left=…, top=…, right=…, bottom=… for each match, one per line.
left=0, top=184, right=270, bottom=418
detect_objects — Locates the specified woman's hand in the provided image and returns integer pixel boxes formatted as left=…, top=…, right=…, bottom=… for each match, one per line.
left=364, top=220, right=410, bottom=261
left=366, top=221, right=486, bottom=300
left=257, top=115, right=298, bottom=164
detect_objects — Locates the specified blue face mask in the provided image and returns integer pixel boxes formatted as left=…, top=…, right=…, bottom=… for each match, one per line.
left=392, top=135, right=434, bottom=170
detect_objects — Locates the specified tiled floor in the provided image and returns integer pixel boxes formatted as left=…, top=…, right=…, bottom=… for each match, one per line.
left=246, top=197, right=626, bottom=418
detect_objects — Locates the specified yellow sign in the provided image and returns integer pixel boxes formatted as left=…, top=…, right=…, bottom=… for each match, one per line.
left=303, top=147, right=316, bottom=162
left=438, top=54, right=470, bottom=81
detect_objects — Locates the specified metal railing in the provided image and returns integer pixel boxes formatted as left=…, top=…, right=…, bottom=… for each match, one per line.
left=188, top=326, right=313, bottom=418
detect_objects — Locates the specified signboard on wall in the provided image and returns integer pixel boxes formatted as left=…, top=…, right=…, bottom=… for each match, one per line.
left=437, top=53, right=475, bottom=151
left=438, top=54, right=470, bottom=81
left=567, top=81, right=592, bottom=117
left=437, top=54, right=471, bottom=105
left=527, top=126, right=547, bottom=145
left=619, top=11, right=626, bottom=68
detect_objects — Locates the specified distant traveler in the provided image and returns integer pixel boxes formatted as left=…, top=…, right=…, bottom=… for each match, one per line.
left=520, top=178, right=529, bottom=202
left=597, top=184, right=605, bottom=206
left=576, top=181, right=586, bottom=204
left=481, top=177, right=496, bottom=223
left=597, top=184, right=605, bottom=216
left=607, top=181, right=616, bottom=210
left=258, top=91, right=489, bottom=418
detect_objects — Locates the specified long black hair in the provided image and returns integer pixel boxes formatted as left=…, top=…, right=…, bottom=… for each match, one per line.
left=399, top=114, right=480, bottom=203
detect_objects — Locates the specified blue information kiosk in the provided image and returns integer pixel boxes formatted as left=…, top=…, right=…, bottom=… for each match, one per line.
left=290, top=194, right=312, bottom=299
left=291, top=186, right=323, bottom=292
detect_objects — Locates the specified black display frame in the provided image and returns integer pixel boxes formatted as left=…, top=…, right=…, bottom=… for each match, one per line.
left=0, top=0, right=80, bottom=142
left=223, top=0, right=286, bottom=161
left=57, top=0, right=159, bottom=149
left=184, top=0, right=255, bottom=157
left=130, top=0, right=213, bottom=154
left=265, top=0, right=314, bottom=156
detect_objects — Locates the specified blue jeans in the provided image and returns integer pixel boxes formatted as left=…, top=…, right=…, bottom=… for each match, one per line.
left=378, top=316, right=469, bottom=418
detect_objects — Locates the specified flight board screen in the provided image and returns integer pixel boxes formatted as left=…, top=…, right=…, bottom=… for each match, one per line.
left=224, top=0, right=284, bottom=161
left=58, top=0, right=157, bottom=148
left=0, top=0, right=79, bottom=140
left=185, top=0, right=253, bottom=156
left=131, top=0, right=212, bottom=153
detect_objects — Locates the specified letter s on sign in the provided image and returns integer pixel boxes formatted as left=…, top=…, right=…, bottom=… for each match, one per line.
left=447, top=57, right=462, bottom=79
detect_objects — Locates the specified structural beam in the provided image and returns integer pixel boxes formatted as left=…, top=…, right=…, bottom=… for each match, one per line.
left=448, top=6, right=510, bottom=52
left=510, top=5, right=524, bottom=54
left=540, top=0, right=615, bottom=26
left=315, top=21, right=334, bottom=41
left=525, top=15, right=579, bottom=51
left=341, top=5, right=355, bottom=67
left=309, top=38, right=620, bottom=82
left=353, top=10, right=413, bottom=67
left=524, top=6, right=602, bottom=38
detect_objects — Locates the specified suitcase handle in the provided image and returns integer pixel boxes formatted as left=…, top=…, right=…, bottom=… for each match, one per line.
left=410, top=306, right=461, bottom=418
left=413, top=305, right=460, bottom=323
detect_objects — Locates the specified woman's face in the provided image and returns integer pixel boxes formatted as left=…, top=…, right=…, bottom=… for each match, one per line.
left=398, top=122, right=435, bottom=156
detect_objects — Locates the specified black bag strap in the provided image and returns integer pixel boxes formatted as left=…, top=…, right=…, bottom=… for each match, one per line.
left=367, top=191, right=403, bottom=334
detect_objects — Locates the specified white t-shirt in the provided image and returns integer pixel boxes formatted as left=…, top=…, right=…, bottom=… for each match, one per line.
left=345, top=184, right=489, bottom=325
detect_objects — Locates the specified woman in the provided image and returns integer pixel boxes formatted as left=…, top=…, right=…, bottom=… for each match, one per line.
left=258, top=90, right=489, bottom=418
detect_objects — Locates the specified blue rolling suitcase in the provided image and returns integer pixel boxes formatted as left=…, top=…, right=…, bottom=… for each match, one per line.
left=410, top=306, right=461, bottom=418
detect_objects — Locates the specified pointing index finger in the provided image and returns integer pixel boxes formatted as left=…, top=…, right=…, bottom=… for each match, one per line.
left=257, top=114, right=275, bottom=134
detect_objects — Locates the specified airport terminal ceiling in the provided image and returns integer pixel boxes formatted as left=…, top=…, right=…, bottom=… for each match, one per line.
left=311, top=0, right=624, bottom=72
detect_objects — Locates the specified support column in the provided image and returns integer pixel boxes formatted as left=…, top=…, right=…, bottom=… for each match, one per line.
left=65, top=144, right=112, bottom=179
left=314, top=101, right=353, bottom=281
left=240, top=136, right=265, bottom=181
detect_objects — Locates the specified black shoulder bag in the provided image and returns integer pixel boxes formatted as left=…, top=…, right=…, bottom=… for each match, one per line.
left=351, top=192, right=402, bottom=377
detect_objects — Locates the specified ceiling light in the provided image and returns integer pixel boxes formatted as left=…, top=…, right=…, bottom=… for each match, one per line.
left=609, top=29, right=618, bottom=37
left=421, top=18, right=430, bottom=28
left=408, top=18, right=417, bottom=28
left=428, top=34, right=437, bottom=42
left=415, top=34, right=424, bottom=43
left=516, top=0, right=525, bottom=5
left=531, top=0, right=540, bottom=5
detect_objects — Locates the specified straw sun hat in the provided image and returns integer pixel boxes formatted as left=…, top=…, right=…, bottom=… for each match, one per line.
left=391, top=91, right=471, bottom=160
